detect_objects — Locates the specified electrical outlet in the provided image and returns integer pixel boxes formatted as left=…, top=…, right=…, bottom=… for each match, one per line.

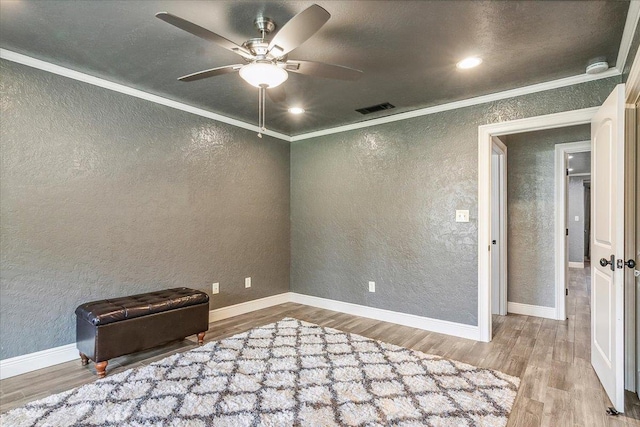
left=368, top=281, right=375, bottom=292
left=245, top=277, right=251, bottom=288
left=455, top=210, right=469, bottom=222
left=212, top=282, right=219, bottom=294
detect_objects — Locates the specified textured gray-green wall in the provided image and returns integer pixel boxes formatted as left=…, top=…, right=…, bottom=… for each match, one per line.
left=0, top=60, right=290, bottom=359
left=291, top=78, right=618, bottom=325
left=503, top=126, right=590, bottom=308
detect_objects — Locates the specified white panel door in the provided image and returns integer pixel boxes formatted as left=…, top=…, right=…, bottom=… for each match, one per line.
left=591, top=84, right=625, bottom=411
left=491, top=153, right=500, bottom=315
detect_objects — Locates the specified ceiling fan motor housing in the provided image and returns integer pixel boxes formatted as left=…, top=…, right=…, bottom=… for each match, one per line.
left=254, top=17, right=276, bottom=35
left=244, top=39, right=271, bottom=58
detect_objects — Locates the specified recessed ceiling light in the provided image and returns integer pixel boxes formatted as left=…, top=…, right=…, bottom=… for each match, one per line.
left=568, top=168, right=574, bottom=172
left=456, top=57, right=482, bottom=69
left=568, top=155, right=574, bottom=159
left=288, top=107, right=305, bottom=115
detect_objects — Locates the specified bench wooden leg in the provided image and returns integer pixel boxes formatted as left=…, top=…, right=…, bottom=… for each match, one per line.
left=79, top=352, right=89, bottom=366
left=197, top=332, right=205, bottom=345
left=95, top=361, right=108, bottom=378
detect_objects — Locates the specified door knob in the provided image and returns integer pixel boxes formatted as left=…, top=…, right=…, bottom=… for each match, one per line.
left=600, top=255, right=615, bottom=271
left=625, top=259, right=636, bottom=269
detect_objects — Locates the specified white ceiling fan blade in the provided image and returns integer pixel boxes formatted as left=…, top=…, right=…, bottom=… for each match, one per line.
left=178, top=64, right=243, bottom=82
left=156, top=12, right=254, bottom=59
left=285, top=60, right=363, bottom=81
left=268, top=4, right=330, bottom=58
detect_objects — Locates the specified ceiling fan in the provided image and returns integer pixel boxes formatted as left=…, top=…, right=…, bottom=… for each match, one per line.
left=156, top=4, right=363, bottom=137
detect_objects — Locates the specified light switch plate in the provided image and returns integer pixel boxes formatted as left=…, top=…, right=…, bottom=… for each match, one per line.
left=368, top=281, right=375, bottom=292
left=456, top=210, right=469, bottom=222
left=575, top=216, right=579, bottom=221
left=212, top=282, right=219, bottom=294
left=245, top=277, right=251, bottom=288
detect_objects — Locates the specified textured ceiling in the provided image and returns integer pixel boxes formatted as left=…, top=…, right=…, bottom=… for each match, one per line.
left=0, top=1, right=630, bottom=136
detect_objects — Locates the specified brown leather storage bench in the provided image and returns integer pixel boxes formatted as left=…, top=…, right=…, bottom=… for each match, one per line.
left=75, top=287, right=209, bottom=378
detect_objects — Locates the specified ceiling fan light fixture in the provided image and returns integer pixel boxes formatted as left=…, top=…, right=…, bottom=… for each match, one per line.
left=456, top=56, right=482, bottom=69
left=288, top=107, right=306, bottom=114
left=239, top=62, right=288, bottom=88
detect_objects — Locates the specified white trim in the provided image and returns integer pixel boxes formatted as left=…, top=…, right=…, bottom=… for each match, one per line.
left=1, top=49, right=621, bottom=143
left=0, top=291, right=484, bottom=379
left=569, top=261, right=585, bottom=269
left=507, top=302, right=557, bottom=320
left=555, top=141, right=591, bottom=322
left=290, top=293, right=480, bottom=341
left=478, top=126, right=493, bottom=342
left=0, top=343, right=78, bottom=380
left=616, top=0, right=640, bottom=73
left=290, top=70, right=619, bottom=142
left=622, top=24, right=640, bottom=395
left=208, top=293, right=290, bottom=323
left=491, top=137, right=508, bottom=317
left=478, top=109, right=597, bottom=341
left=0, top=49, right=291, bottom=142
left=627, top=39, right=640, bottom=104
left=479, top=107, right=599, bottom=137
left=0, top=293, right=290, bottom=381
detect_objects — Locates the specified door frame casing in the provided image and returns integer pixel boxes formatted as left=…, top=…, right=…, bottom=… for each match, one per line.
left=491, top=137, right=508, bottom=316
left=625, top=45, right=640, bottom=393
left=478, top=107, right=598, bottom=342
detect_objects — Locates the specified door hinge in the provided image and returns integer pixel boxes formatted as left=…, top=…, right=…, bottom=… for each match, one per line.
left=566, top=228, right=569, bottom=236
left=566, top=289, right=568, bottom=296
left=566, top=168, right=569, bottom=176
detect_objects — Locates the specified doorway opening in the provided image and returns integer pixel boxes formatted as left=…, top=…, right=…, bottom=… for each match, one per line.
left=477, top=107, right=598, bottom=342
left=557, top=141, right=591, bottom=319
left=487, top=129, right=590, bottom=329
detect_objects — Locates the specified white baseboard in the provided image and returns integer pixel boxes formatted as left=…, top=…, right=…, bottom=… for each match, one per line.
left=0, top=343, right=78, bottom=380
left=507, top=301, right=557, bottom=320
left=208, top=293, right=291, bottom=323
left=289, top=293, right=480, bottom=341
left=1, top=291, right=483, bottom=380
left=568, top=261, right=585, bottom=269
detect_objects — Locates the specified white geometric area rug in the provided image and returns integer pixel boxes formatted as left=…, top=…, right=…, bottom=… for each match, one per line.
left=2, top=318, right=520, bottom=427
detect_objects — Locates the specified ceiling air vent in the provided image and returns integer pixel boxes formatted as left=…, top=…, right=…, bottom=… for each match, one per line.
left=356, top=102, right=395, bottom=115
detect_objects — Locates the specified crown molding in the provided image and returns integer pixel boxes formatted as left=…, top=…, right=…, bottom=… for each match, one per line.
left=0, top=49, right=291, bottom=142
left=0, top=46, right=623, bottom=143
left=616, top=0, right=640, bottom=73
left=290, top=69, right=620, bottom=141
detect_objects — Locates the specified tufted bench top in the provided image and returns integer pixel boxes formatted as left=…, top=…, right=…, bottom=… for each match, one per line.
left=75, top=287, right=209, bottom=326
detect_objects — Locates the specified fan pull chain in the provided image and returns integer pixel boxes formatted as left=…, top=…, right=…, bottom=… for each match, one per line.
left=257, top=84, right=267, bottom=138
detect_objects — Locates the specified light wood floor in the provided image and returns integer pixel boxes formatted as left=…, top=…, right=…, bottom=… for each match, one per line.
left=1, top=266, right=639, bottom=426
